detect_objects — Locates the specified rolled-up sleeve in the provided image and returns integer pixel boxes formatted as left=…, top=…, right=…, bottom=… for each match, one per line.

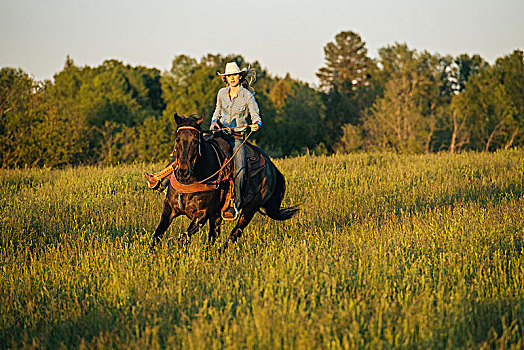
left=247, top=94, right=261, bottom=125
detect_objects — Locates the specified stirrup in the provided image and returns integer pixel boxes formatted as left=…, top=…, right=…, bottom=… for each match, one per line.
left=157, top=177, right=171, bottom=193
left=222, top=204, right=239, bottom=221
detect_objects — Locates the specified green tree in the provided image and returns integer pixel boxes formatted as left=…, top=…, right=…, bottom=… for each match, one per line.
left=274, top=79, right=326, bottom=155
left=0, top=67, right=40, bottom=167
left=413, top=51, right=454, bottom=152
left=333, top=123, right=364, bottom=153
left=436, top=54, right=487, bottom=153
left=452, top=62, right=519, bottom=151
left=492, top=50, right=524, bottom=147
left=36, top=81, right=90, bottom=166
left=363, top=72, right=426, bottom=153
left=161, top=54, right=237, bottom=123
left=362, top=44, right=449, bottom=153
left=316, top=30, right=374, bottom=92
left=0, top=66, right=89, bottom=167
left=45, top=57, right=166, bottom=164
left=316, top=30, right=377, bottom=151
left=74, top=59, right=163, bottom=127
left=450, top=54, right=487, bottom=93
left=269, top=79, right=293, bottom=110
left=321, top=90, right=361, bottom=150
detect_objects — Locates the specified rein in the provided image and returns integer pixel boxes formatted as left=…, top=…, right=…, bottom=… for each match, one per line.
left=197, top=128, right=253, bottom=185
left=172, top=125, right=254, bottom=189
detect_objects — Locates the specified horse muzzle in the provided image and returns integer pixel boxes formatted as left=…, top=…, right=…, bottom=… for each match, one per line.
left=175, top=166, right=192, bottom=184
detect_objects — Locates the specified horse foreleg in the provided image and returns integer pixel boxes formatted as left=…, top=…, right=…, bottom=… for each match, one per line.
left=221, top=209, right=256, bottom=251
left=182, top=214, right=205, bottom=239
left=187, top=217, right=200, bottom=236
left=152, top=203, right=180, bottom=249
left=208, top=215, right=222, bottom=245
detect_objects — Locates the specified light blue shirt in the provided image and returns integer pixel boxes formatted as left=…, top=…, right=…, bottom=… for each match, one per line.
left=212, top=86, right=261, bottom=130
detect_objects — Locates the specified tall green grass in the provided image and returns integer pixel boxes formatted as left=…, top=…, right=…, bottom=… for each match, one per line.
left=1, top=150, right=523, bottom=348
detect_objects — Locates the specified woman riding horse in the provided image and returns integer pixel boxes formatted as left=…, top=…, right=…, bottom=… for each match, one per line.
left=145, top=62, right=261, bottom=220
left=149, top=113, right=298, bottom=250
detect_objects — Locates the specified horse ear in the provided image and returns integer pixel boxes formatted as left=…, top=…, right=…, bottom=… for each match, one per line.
left=174, top=113, right=183, bottom=125
left=196, top=113, right=205, bottom=125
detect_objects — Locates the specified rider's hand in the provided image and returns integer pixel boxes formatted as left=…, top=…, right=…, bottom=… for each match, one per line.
left=210, top=122, right=219, bottom=131
left=250, top=123, right=259, bottom=132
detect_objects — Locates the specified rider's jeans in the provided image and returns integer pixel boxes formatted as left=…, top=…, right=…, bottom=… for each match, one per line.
left=225, top=135, right=246, bottom=208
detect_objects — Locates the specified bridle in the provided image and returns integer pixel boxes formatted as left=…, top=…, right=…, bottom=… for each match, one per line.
left=171, top=125, right=254, bottom=185
left=171, top=126, right=202, bottom=158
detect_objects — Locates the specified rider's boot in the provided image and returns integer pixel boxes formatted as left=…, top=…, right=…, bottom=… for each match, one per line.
left=144, top=156, right=176, bottom=192
left=223, top=169, right=244, bottom=221
left=221, top=135, right=246, bottom=221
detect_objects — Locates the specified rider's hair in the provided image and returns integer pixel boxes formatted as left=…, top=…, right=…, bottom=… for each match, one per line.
left=222, top=70, right=256, bottom=94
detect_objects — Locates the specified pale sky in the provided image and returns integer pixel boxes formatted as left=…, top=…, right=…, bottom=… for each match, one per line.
left=1, top=0, right=523, bottom=86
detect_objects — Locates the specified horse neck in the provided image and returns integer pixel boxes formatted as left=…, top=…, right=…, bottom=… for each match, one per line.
left=193, top=139, right=221, bottom=181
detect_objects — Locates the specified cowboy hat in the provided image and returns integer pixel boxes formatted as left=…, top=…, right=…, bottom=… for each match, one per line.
left=217, top=62, right=247, bottom=76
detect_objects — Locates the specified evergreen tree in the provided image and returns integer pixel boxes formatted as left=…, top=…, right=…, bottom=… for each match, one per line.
left=316, top=30, right=373, bottom=92
left=316, top=30, right=377, bottom=151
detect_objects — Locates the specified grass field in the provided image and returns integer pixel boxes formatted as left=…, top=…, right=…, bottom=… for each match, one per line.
left=1, top=150, right=524, bottom=349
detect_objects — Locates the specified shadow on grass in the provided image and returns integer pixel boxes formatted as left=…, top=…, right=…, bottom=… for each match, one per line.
left=2, top=291, right=522, bottom=348
left=329, top=181, right=524, bottom=229
left=1, top=297, right=183, bottom=349
left=438, top=296, right=524, bottom=348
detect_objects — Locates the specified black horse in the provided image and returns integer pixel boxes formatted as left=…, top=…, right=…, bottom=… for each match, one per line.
left=151, top=113, right=298, bottom=250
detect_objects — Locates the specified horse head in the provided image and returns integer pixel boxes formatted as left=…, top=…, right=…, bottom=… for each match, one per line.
left=173, top=113, right=205, bottom=184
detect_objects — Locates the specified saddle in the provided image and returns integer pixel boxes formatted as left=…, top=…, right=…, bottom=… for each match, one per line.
left=211, top=137, right=266, bottom=177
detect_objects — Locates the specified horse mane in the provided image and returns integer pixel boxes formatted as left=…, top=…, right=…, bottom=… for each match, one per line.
left=187, top=114, right=202, bottom=125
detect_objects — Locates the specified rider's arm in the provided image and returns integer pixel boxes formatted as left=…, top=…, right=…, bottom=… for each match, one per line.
left=211, top=91, right=222, bottom=127
left=247, top=93, right=261, bottom=127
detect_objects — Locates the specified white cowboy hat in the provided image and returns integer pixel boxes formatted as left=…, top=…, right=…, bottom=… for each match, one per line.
left=217, top=62, right=247, bottom=76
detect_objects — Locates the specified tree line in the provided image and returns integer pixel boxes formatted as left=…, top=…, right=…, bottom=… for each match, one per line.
left=1, top=31, right=523, bottom=168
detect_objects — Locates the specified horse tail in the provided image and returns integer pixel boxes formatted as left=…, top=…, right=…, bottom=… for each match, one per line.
left=262, top=165, right=299, bottom=221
